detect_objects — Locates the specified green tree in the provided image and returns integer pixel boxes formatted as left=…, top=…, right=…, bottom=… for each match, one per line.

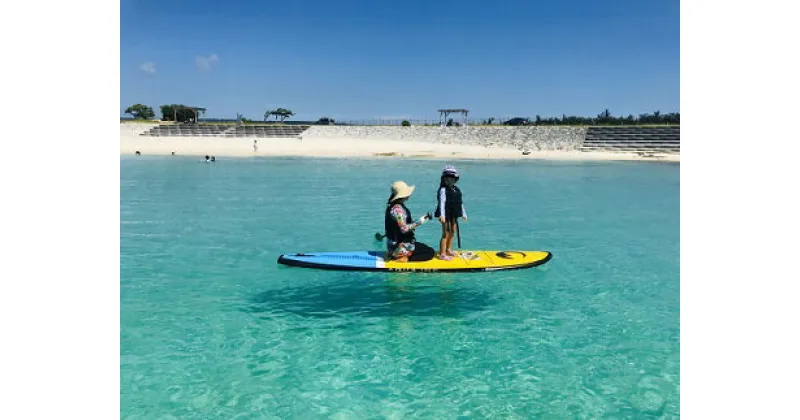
left=236, top=113, right=253, bottom=124
left=596, top=108, right=613, bottom=125
left=264, top=108, right=295, bottom=122
left=124, top=104, right=155, bottom=120
left=519, top=110, right=678, bottom=126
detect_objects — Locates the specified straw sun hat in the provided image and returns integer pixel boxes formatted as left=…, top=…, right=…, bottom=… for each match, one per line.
left=389, top=181, right=415, bottom=203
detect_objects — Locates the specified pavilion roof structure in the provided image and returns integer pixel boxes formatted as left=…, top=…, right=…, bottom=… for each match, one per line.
left=169, top=105, right=206, bottom=123
left=438, top=108, right=470, bottom=126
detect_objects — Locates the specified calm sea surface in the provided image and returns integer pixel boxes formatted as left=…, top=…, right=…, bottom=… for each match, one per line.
left=121, top=156, right=680, bottom=418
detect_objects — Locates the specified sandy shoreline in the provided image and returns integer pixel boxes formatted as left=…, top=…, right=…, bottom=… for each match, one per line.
left=120, top=125, right=679, bottom=163
left=121, top=136, right=678, bottom=162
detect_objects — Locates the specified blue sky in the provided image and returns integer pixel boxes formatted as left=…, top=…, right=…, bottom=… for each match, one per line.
left=120, top=0, right=679, bottom=121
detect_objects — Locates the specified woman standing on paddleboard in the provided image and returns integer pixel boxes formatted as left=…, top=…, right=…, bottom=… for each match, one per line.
left=384, top=181, right=435, bottom=262
left=434, top=165, right=467, bottom=260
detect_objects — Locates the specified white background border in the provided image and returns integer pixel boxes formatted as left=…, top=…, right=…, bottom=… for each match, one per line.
left=2, top=0, right=800, bottom=417
left=1, top=0, right=120, bottom=417
left=681, top=0, right=800, bottom=417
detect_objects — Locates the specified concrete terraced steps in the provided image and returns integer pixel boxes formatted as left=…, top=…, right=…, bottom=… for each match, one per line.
left=581, top=126, right=680, bottom=154
left=140, top=124, right=311, bottom=138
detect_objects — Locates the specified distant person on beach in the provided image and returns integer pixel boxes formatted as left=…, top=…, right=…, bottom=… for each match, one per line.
left=211, top=156, right=216, bottom=162
left=135, top=151, right=141, bottom=156
left=204, top=155, right=210, bottom=162
left=434, top=165, right=467, bottom=260
left=384, top=181, right=435, bottom=262
left=254, top=140, right=258, bottom=152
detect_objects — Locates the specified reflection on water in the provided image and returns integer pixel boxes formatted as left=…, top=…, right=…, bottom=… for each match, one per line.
left=247, top=275, right=492, bottom=318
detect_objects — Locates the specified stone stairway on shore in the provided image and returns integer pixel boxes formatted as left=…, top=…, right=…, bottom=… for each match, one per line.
left=580, top=126, right=679, bottom=154
left=140, top=124, right=310, bottom=138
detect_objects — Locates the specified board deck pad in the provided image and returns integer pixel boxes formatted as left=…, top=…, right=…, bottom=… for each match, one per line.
left=277, top=250, right=552, bottom=272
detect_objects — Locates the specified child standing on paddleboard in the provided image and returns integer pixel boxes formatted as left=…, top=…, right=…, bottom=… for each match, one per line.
left=434, top=165, right=467, bottom=260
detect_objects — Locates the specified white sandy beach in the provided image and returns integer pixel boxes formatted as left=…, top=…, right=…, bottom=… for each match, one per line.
left=120, top=124, right=679, bottom=162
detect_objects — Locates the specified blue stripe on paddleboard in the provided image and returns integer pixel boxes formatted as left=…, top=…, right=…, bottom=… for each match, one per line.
left=279, top=251, right=384, bottom=269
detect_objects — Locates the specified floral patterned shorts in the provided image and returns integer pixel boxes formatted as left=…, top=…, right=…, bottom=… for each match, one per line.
left=389, top=242, right=415, bottom=259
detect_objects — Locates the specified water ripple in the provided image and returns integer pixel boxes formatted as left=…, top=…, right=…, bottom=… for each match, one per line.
left=121, top=157, right=679, bottom=418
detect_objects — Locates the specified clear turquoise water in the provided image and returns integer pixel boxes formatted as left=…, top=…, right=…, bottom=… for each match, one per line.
left=121, top=156, right=679, bottom=419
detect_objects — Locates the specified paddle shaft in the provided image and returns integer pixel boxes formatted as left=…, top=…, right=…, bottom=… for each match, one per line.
left=456, top=218, right=461, bottom=249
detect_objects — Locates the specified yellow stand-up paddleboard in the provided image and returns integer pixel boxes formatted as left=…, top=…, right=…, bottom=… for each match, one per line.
left=277, top=250, right=552, bottom=273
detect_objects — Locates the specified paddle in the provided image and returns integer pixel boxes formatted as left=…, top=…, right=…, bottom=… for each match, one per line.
left=374, top=212, right=433, bottom=241
left=456, top=218, right=462, bottom=249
